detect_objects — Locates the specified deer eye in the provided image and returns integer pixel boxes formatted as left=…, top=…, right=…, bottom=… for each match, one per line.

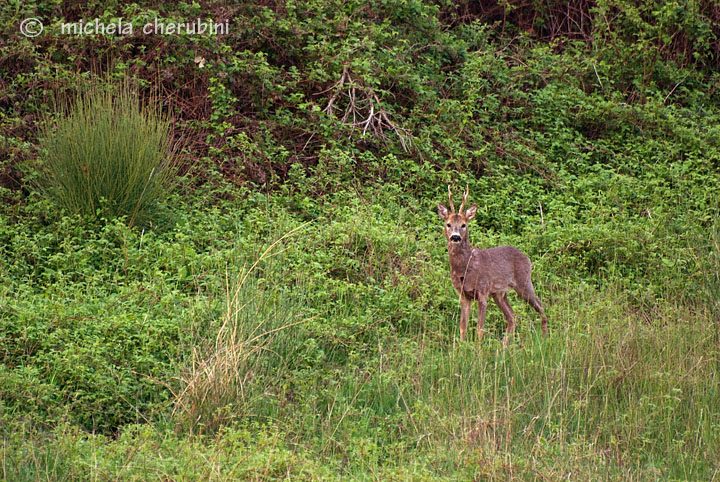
left=461, top=224, right=466, bottom=228
left=446, top=223, right=451, bottom=228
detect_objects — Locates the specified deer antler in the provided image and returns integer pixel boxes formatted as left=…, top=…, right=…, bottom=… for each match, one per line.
left=447, top=185, right=455, bottom=213
left=458, top=185, right=469, bottom=213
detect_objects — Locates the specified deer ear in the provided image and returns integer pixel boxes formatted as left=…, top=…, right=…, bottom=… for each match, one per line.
left=437, top=203, right=450, bottom=220
left=465, top=204, right=478, bottom=220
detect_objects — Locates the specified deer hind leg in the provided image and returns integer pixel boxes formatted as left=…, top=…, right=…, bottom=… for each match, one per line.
left=492, top=292, right=516, bottom=346
left=515, top=279, right=548, bottom=335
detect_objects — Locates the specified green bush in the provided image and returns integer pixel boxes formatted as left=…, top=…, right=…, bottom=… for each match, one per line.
left=37, top=82, right=177, bottom=226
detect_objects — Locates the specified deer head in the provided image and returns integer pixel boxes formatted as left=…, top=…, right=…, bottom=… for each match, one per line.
left=437, top=185, right=478, bottom=244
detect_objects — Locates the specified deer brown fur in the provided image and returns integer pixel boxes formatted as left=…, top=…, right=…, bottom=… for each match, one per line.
left=438, top=185, right=548, bottom=344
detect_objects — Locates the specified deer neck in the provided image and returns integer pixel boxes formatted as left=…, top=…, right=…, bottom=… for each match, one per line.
left=447, top=238, right=472, bottom=273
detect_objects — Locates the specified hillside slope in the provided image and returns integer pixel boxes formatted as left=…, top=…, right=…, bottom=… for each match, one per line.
left=2, top=1, right=719, bottom=479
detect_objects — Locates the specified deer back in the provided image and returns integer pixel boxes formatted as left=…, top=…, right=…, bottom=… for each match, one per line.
left=451, top=246, right=532, bottom=298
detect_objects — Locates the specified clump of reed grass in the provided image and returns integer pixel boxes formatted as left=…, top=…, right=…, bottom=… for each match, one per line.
left=38, top=81, right=177, bottom=226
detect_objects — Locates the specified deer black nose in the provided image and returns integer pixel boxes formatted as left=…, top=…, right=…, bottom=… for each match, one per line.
left=450, top=234, right=461, bottom=243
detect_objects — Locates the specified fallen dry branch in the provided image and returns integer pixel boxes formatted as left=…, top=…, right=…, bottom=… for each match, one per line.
left=322, top=66, right=413, bottom=152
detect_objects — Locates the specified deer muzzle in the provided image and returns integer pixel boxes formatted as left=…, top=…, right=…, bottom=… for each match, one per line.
left=450, top=234, right=462, bottom=243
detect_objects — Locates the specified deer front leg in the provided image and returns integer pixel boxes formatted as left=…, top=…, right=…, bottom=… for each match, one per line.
left=476, top=297, right=487, bottom=342
left=459, top=294, right=471, bottom=341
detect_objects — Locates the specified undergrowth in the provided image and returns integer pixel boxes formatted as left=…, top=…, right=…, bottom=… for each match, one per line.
left=2, top=0, right=720, bottom=479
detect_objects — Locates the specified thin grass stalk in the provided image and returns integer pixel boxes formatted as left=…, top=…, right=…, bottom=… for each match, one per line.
left=173, top=222, right=315, bottom=433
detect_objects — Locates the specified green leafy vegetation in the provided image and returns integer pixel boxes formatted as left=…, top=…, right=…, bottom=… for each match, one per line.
left=1, top=0, right=719, bottom=479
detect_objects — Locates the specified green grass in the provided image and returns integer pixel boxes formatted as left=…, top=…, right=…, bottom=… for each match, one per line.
left=2, top=193, right=718, bottom=480
left=3, top=286, right=717, bottom=480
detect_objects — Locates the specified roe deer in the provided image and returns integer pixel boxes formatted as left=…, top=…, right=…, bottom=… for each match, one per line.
left=438, top=185, right=548, bottom=345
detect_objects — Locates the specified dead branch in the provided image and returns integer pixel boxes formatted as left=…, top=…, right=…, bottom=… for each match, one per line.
left=322, top=67, right=413, bottom=152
